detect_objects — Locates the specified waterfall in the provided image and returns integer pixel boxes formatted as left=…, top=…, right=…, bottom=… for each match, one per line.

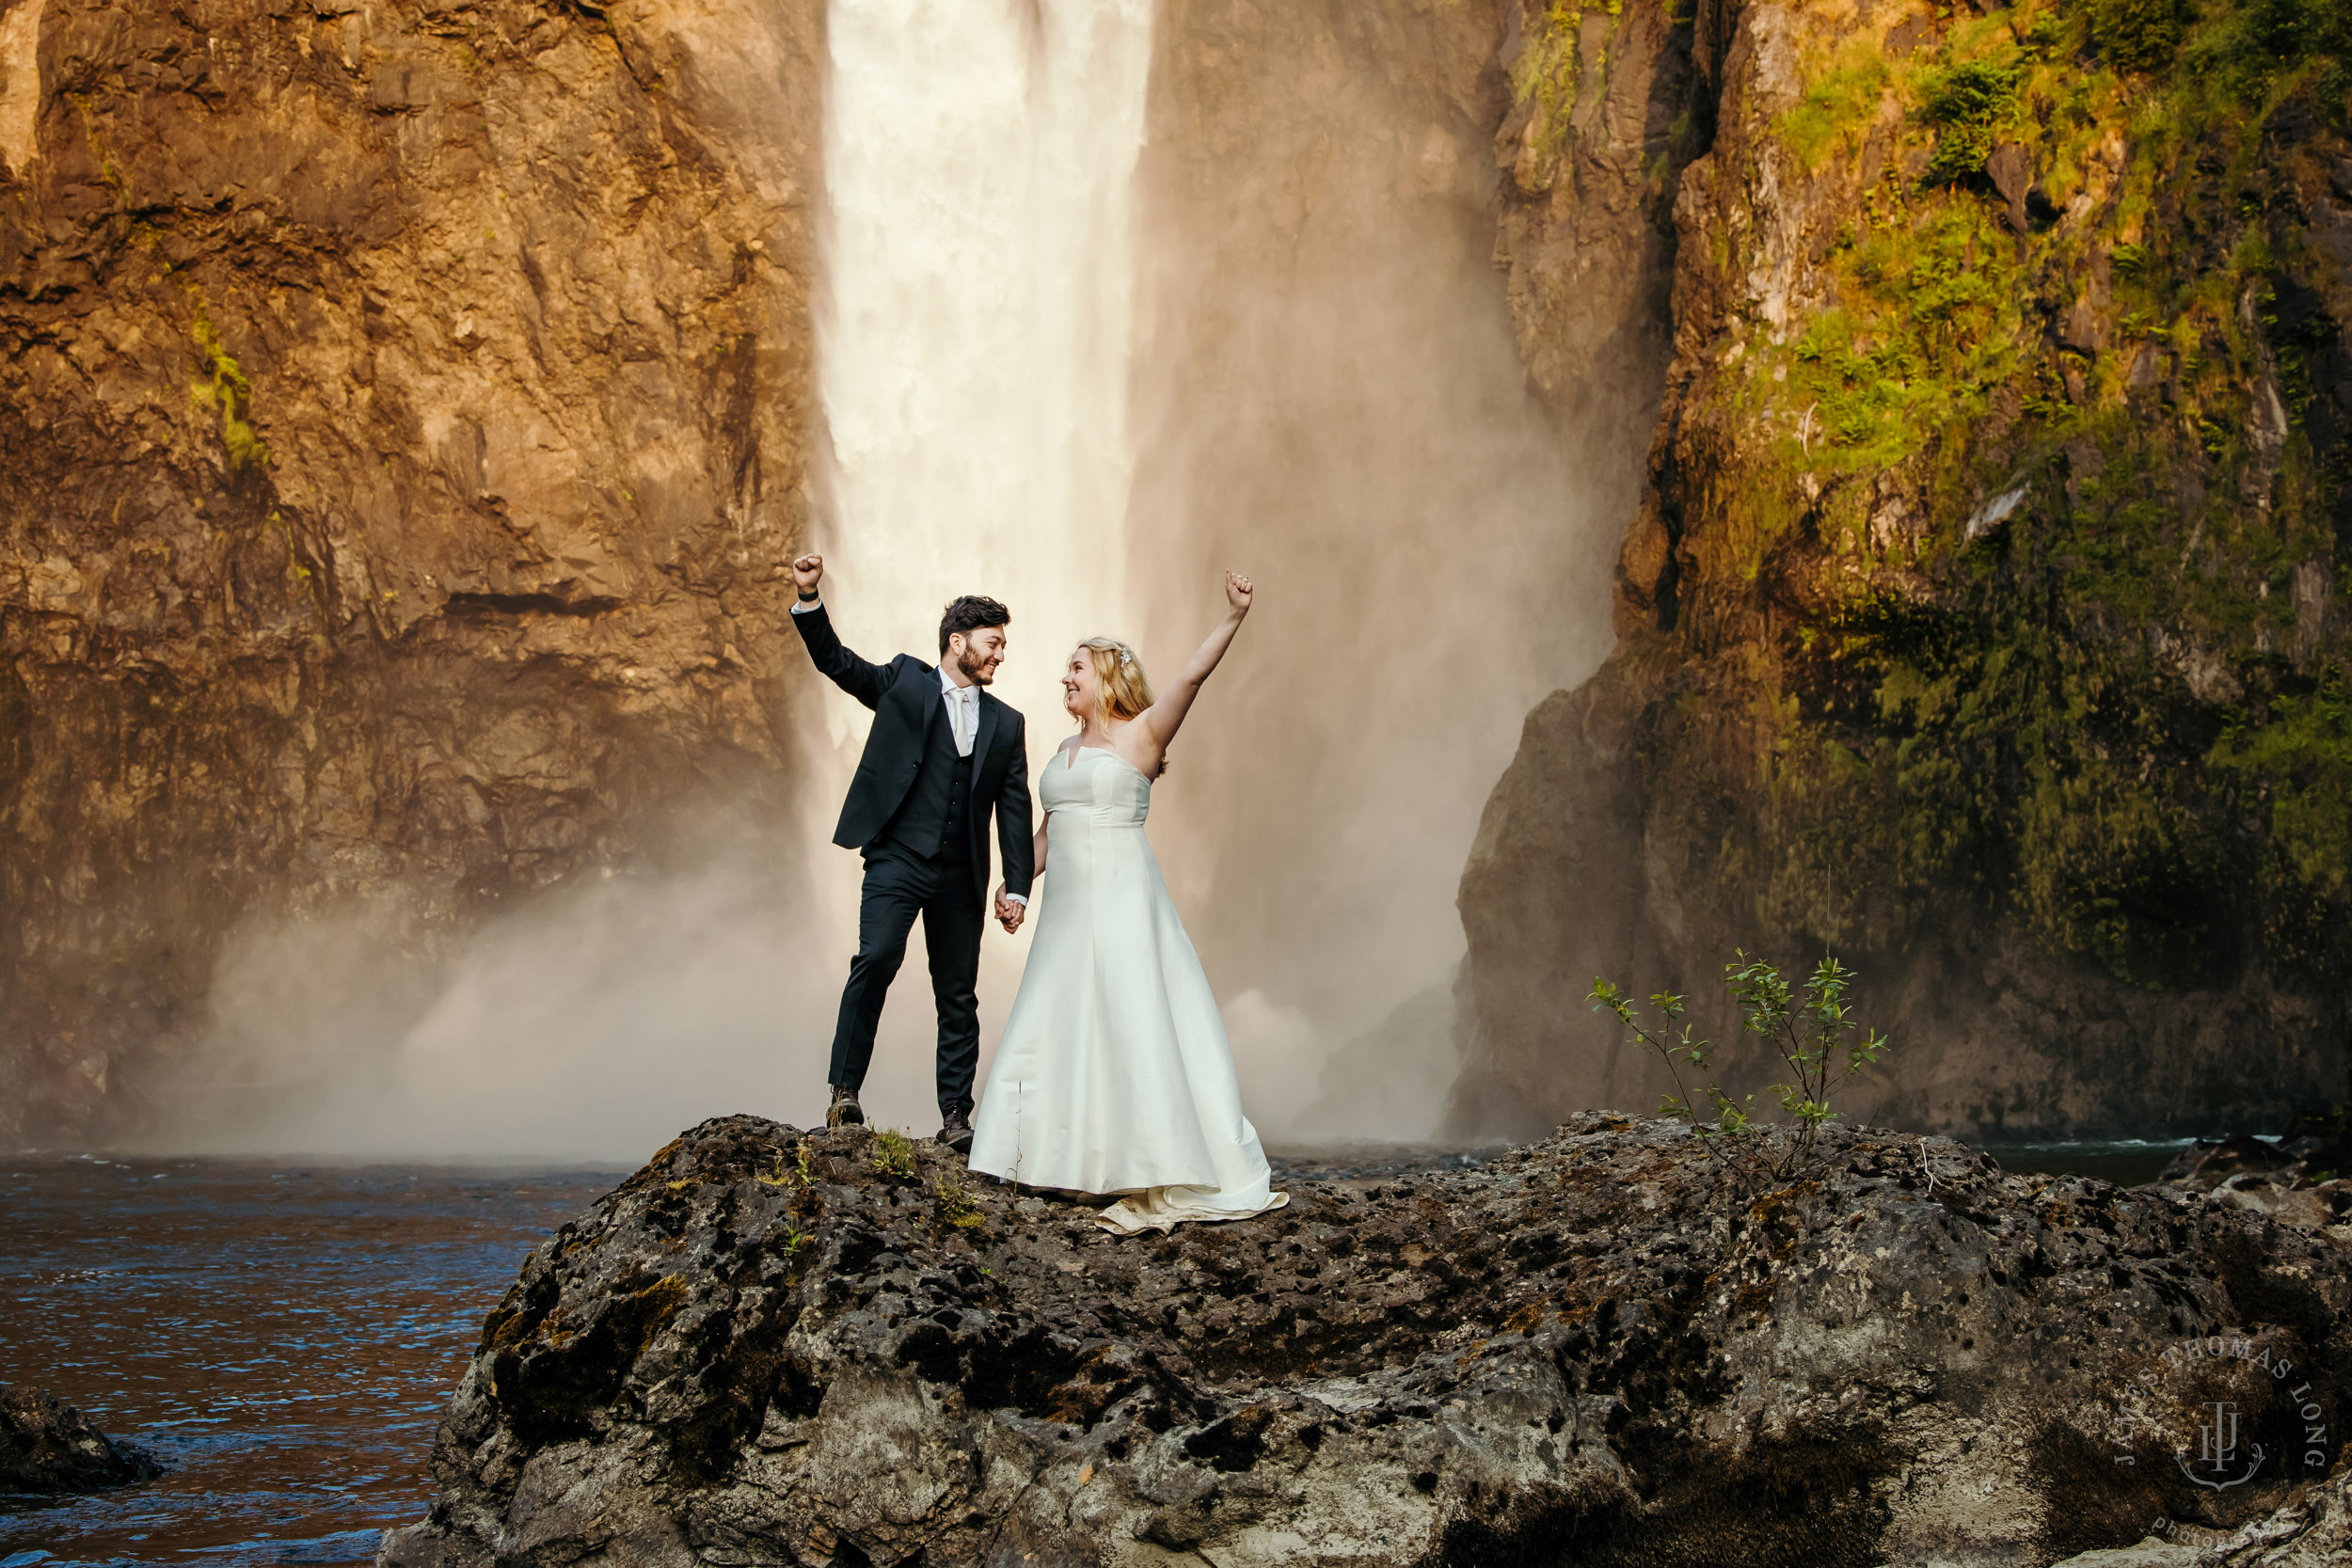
left=817, top=0, right=1153, bottom=731
left=156, top=0, right=1611, bottom=1157
left=807, top=0, right=1156, bottom=1123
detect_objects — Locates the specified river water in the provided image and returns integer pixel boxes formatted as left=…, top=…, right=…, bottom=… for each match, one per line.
left=0, top=1156, right=625, bottom=1567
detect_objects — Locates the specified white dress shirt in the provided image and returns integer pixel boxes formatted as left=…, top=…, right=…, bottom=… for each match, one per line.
left=939, top=664, right=1025, bottom=906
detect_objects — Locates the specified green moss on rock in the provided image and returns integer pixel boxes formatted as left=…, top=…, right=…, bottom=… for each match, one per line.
left=1643, top=0, right=2352, bottom=994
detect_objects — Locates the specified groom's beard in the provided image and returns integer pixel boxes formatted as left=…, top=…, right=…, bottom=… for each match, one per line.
left=956, top=649, right=995, bottom=686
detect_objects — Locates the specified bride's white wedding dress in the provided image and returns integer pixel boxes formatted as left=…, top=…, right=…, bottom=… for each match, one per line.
left=967, top=744, right=1287, bottom=1234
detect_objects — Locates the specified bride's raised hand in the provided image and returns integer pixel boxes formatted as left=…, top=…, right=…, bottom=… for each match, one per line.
left=1145, top=570, right=1256, bottom=753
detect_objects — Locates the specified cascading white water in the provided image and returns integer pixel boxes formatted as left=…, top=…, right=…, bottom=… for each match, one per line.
left=817, top=0, right=1152, bottom=725
left=807, top=0, right=1157, bottom=1125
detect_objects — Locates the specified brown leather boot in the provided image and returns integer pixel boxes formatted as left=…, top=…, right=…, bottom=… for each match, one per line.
left=936, top=1106, right=974, bottom=1154
left=827, top=1086, right=866, bottom=1128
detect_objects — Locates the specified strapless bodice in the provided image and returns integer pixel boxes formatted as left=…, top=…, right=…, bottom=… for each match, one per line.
left=1040, top=745, right=1152, bottom=828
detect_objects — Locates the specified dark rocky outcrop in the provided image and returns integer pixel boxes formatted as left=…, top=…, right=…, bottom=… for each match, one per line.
left=1456, top=0, right=2352, bottom=1141
left=2163, top=1134, right=2299, bottom=1191
left=2153, top=1128, right=2352, bottom=1243
left=0, top=1383, right=160, bottom=1493
left=381, top=1114, right=2352, bottom=1566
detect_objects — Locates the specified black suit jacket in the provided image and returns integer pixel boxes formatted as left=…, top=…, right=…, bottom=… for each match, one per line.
left=792, top=603, right=1035, bottom=905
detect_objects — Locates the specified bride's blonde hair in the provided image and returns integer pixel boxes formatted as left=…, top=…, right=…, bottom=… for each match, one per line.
left=1077, top=637, right=1154, bottom=726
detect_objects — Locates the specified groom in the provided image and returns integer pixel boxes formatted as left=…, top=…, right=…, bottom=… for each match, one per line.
left=787, top=552, right=1034, bottom=1152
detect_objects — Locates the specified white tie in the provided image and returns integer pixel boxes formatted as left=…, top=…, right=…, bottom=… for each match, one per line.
left=947, top=687, right=976, bottom=757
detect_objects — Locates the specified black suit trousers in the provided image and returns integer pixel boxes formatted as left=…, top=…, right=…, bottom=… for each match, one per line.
left=829, top=846, right=984, bottom=1116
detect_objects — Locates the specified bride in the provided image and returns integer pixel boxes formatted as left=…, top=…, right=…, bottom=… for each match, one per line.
left=967, top=571, right=1286, bottom=1234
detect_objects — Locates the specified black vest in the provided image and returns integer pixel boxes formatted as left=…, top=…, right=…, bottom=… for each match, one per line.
left=873, top=705, right=975, bottom=862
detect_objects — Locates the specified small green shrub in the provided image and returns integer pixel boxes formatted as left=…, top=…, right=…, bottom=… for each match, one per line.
left=2094, top=0, right=2187, bottom=72
left=1587, top=978, right=1755, bottom=1163
left=1591, top=952, right=1892, bottom=1180
left=1916, top=56, right=2022, bottom=182
left=2245, top=0, right=2338, bottom=65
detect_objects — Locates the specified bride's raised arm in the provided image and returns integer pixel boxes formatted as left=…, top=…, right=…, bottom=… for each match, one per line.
left=1138, top=572, right=1253, bottom=759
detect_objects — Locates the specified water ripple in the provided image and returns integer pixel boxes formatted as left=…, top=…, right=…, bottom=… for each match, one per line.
left=0, top=1157, right=624, bottom=1566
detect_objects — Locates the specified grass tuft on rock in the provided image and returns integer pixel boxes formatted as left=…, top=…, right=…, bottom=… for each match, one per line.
left=869, top=1128, right=918, bottom=1180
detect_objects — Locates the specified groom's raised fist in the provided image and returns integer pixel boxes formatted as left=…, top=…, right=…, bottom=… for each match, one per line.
left=791, top=553, right=824, bottom=596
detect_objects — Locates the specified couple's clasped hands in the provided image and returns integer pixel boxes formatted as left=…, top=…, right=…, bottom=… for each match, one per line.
left=993, top=887, right=1026, bottom=934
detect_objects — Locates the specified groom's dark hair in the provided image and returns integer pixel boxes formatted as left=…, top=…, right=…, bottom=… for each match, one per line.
left=939, top=595, right=1011, bottom=654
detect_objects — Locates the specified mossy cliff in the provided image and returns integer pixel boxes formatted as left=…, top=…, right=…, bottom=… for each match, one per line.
left=1459, top=0, right=2352, bottom=1137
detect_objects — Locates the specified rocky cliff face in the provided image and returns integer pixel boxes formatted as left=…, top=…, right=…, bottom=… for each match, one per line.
left=0, top=0, right=822, bottom=1145
left=1489, top=0, right=1700, bottom=436
left=1457, top=0, right=2352, bottom=1139
left=378, top=1114, right=2352, bottom=1565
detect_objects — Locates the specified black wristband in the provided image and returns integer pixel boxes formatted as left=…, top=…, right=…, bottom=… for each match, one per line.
left=797, top=588, right=819, bottom=602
